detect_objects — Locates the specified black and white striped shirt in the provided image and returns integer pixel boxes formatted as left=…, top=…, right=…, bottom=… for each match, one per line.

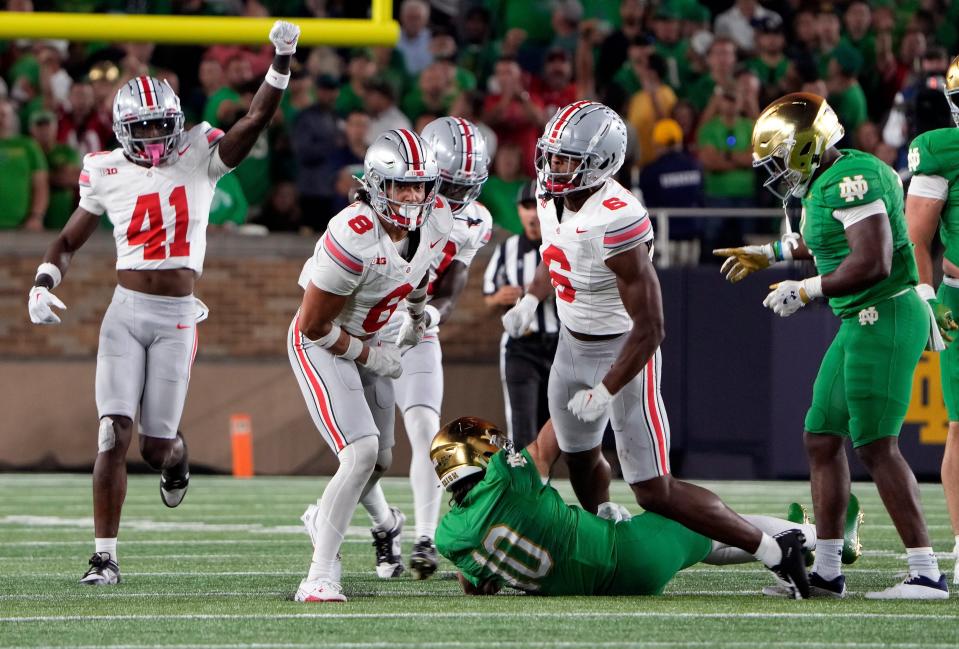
left=483, top=234, right=560, bottom=335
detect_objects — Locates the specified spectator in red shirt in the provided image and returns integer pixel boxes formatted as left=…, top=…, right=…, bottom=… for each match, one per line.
left=482, top=57, right=546, bottom=176
left=57, top=80, right=112, bottom=155
left=530, top=47, right=579, bottom=118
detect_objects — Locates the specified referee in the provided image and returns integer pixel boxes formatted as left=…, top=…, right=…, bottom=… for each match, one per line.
left=483, top=181, right=559, bottom=449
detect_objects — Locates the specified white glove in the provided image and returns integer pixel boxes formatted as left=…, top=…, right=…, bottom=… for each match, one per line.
left=567, top=382, right=614, bottom=423
left=269, top=20, right=300, bottom=55
left=361, top=342, right=402, bottom=379
left=395, top=304, right=439, bottom=347
left=28, top=286, right=67, bottom=325
left=502, top=294, right=539, bottom=338
left=596, top=501, right=632, bottom=523
left=762, top=276, right=823, bottom=318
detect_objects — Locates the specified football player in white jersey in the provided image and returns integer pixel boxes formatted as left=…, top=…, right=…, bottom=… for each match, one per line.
left=501, top=101, right=812, bottom=598
left=291, top=128, right=454, bottom=602
left=26, top=21, right=301, bottom=586
left=378, top=116, right=492, bottom=579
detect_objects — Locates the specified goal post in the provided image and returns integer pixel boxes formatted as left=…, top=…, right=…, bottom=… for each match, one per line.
left=0, top=0, right=399, bottom=47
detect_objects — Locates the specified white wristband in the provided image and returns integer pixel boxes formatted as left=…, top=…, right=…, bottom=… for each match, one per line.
left=519, top=293, right=540, bottom=310
left=916, top=283, right=937, bottom=301
left=802, top=275, right=824, bottom=300
left=340, top=335, right=363, bottom=361
left=314, top=323, right=341, bottom=349
left=423, top=304, right=441, bottom=328
left=36, top=262, right=61, bottom=288
left=265, top=66, right=290, bottom=90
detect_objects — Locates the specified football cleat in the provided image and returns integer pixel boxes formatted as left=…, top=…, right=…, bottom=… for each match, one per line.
left=865, top=572, right=949, bottom=600
left=410, top=536, right=439, bottom=580
left=371, top=507, right=405, bottom=579
left=79, top=552, right=120, bottom=585
left=159, top=431, right=190, bottom=508
left=786, top=502, right=814, bottom=567
left=294, top=577, right=347, bottom=603
left=767, top=530, right=810, bottom=599
left=841, top=493, right=863, bottom=564
left=762, top=571, right=846, bottom=599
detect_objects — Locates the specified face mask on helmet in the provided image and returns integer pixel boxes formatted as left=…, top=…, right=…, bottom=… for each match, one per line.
left=438, top=177, right=483, bottom=214
left=379, top=177, right=438, bottom=230
left=753, top=139, right=810, bottom=201
left=535, top=146, right=592, bottom=196
left=948, top=89, right=959, bottom=127
left=117, top=114, right=183, bottom=167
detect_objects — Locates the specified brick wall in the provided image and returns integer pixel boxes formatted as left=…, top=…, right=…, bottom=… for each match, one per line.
left=0, top=231, right=504, bottom=362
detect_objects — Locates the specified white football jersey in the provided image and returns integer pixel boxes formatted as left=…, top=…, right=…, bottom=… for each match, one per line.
left=537, top=178, right=653, bottom=335
left=78, top=122, right=232, bottom=276
left=428, top=199, right=493, bottom=295
left=298, top=198, right=455, bottom=337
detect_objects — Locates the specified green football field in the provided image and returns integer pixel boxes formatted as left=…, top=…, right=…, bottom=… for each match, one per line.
left=0, top=473, right=956, bottom=649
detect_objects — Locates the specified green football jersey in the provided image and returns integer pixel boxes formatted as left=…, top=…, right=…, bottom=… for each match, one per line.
left=801, top=149, right=918, bottom=318
left=908, top=127, right=959, bottom=268
left=435, top=449, right=618, bottom=595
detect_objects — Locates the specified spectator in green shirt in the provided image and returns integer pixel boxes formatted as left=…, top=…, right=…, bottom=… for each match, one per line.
left=650, top=1, right=691, bottom=89
left=0, top=98, right=48, bottom=231
left=746, top=15, right=790, bottom=108
left=696, top=84, right=756, bottom=246
left=335, top=48, right=376, bottom=118
left=826, top=43, right=868, bottom=137
left=401, top=62, right=457, bottom=124
left=480, top=142, right=530, bottom=235
left=28, top=110, right=80, bottom=230
left=208, top=171, right=248, bottom=228
left=815, top=7, right=843, bottom=79
left=685, top=37, right=737, bottom=112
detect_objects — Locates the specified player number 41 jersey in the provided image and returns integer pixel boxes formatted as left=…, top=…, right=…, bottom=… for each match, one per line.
left=298, top=199, right=455, bottom=336
left=77, top=122, right=232, bottom=276
left=537, top=178, right=653, bottom=335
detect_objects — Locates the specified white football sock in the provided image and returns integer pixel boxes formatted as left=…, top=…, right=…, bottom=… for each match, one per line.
left=812, top=539, right=843, bottom=580
left=405, top=406, right=442, bottom=539
left=954, top=535, right=959, bottom=554
left=704, top=516, right=816, bottom=565
left=906, top=546, right=941, bottom=580
left=361, top=482, right=394, bottom=531
left=95, top=537, right=117, bottom=564
left=753, top=532, right=782, bottom=569
left=307, top=436, right=377, bottom=582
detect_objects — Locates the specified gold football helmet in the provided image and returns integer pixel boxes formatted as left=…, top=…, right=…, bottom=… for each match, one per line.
left=430, top=416, right=509, bottom=489
left=752, top=92, right=844, bottom=200
left=946, top=54, right=959, bottom=126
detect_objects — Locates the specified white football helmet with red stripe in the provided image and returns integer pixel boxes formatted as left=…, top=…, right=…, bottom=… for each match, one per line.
left=421, top=117, right=489, bottom=215
left=535, top=101, right=627, bottom=197
left=112, top=76, right=185, bottom=167
left=361, top=129, right=440, bottom=230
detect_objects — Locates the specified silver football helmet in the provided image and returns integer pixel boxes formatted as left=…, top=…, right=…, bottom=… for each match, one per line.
left=112, top=76, right=184, bottom=167
left=361, top=129, right=440, bottom=230
left=535, top=101, right=627, bottom=196
left=421, top=116, right=489, bottom=215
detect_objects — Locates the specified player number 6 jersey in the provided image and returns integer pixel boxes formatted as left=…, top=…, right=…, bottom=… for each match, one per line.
left=77, top=122, right=232, bottom=276
left=537, top=178, right=653, bottom=335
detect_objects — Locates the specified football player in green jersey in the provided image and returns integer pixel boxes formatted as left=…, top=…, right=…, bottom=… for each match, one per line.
left=433, top=417, right=828, bottom=598
left=905, top=54, right=959, bottom=587
left=715, top=92, right=948, bottom=599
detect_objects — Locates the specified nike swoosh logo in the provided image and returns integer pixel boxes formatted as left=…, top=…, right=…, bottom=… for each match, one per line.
left=176, top=324, right=191, bottom=329
left=430, top=239, right=442, bottom=248
left=576, top=227, right=588, bottom=234
left=178, top=144, right=191, bottom=155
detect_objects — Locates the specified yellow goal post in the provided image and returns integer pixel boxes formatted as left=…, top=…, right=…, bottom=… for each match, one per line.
left=0, top=0, right=398, bottom=47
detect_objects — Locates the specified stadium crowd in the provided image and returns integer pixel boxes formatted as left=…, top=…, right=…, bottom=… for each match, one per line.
left=2, top=0, right=958, bottom=249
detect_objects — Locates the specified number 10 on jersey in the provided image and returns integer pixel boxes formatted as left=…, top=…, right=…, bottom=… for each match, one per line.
left=127, top=185, right=191, bottom=260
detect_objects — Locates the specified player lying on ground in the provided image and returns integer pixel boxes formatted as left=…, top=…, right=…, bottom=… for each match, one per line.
left=28, top=20, right=300, bottom=586
left=715, top=92, right=948, bottom=599
left=430, top=417, right=861, bottom=597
